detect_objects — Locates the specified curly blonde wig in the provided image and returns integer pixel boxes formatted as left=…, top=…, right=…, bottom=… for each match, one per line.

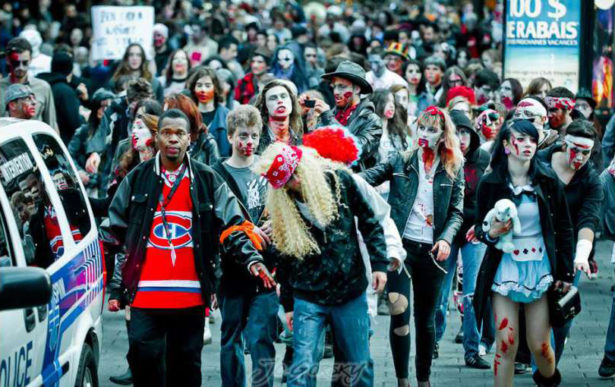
left=253, top=143, right=341, bottom=259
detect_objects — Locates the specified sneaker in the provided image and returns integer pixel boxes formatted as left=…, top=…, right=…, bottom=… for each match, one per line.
left=465, top=355, right=490, bottom=369
left=377, top=298, right=389, bottom=315
left=109, top=368, right=133, bottom=385
left=454, top=327, right=464, bottom=344
left=433, top=342, right=439, bottom=359
left=479, top=343, right=487, bottom=357
left=203, top=317, right=212, bottom=345
left=514, top=362, right=530, bottom=374
left=599, top=356, right=615, bottom=378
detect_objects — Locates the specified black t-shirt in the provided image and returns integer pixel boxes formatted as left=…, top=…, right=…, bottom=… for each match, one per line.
left=201, top=110, right=216, bottom=127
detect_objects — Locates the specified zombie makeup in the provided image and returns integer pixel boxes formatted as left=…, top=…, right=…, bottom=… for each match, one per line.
left=384, top=94, right=395, bottom=119
left=265, top=85, right=292, bottom=118
left=458, top=127, right=472, bottom=155
left=52, top=172, right=69, bottom=191
left=250, top=56, right=268, bottom=75
left=476, top=109, right=500, bottom=140
left=476, top=84, right=494, bottom=105
left=368, top=55, right=386, bottom=78
left=564, top=135, right=594, bottom=170
left=194, top=76, right=215, bottom=104
left=424, top=64, right=442, bottom=86
left=499, top=81, right=515, bottom=110
left=277, top=49, right=295, bottom=71
left=416, top=125, right=443, bottom=149
left=154, top=31, right=166, bottom=48
left=506, top=129, right=537, bottom=161
left=405, top=64, right=422, bottom=86
left=131, top=120, right=153, bottom=151
left=448, top=73, right=463, bottom=88
left=16, top=95, right=37, bottom=119
left=574, top=100, right=592, bottom=119
left=171, top=51, right=188, bottom=76
left=231, top=126, right=260, bottom=157
left=8, top=51, right=30, bottom=82
left=384, top=54, right=402, bottom=74
left=331, top=77, right=356, bottom=109
left=394, top=89, right=409, bottom=109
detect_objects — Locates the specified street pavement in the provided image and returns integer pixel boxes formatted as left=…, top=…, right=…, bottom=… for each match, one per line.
left=99, top=240, right=615, bottom=386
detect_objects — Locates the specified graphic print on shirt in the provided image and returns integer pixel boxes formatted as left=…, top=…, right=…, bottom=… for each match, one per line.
left=246, top=176, right=267, bottom=210
left=147, top=210, right=193, bottom=252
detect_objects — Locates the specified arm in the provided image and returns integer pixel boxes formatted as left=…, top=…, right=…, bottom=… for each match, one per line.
left=437, top=168, right=465, bottom=246
left=86, top=107, right=112, bottom=154
left=43, top=84, right=58, bottom=132
left=358, top=154, right=395, bottom=187
left=106, top=174, right=132, bottom=246
left=552, top=180, right=575, bottom=283
left=353, top=112, right=383, bottom=164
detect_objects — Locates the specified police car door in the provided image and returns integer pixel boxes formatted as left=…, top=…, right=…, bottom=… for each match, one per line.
left=0, top=138, right=50, bottom=387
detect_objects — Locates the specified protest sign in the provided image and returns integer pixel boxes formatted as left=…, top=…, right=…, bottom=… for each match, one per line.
left=91, top=6, right=154, bottom=61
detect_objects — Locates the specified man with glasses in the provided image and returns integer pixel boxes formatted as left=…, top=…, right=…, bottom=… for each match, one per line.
left=107, top=108, right=270, bottom=387
left=0, top=37, right=57, bottom=129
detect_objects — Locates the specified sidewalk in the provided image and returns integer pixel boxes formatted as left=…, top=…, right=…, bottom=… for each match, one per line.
left=99, top=240, right=615, bottom=386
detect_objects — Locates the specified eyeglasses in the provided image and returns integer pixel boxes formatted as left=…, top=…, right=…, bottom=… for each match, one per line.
left=10, top=59, right=29, bottom=67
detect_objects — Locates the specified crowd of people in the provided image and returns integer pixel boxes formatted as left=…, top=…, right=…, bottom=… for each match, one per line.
left=3, top=1, right=615, bottom=387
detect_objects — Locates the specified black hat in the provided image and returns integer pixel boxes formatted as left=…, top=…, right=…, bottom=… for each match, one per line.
left=51, top=52, right=73, bottom=76
left=321, top=60, right=373, bottom=94
left=575, top=88, right=596, bottom=109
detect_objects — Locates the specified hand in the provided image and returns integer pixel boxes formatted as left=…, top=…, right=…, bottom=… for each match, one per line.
left=210, top=294, right=218, bottom=310
left=285, top=311, right=294, bottom=332
left=108, top=299, right=120, bottom=312
left=312, top=98, right=330, bottom=115
left=488, top=218, right=512, bottom=239
left=253, top=226, right=271, bottom=248
left=372, top=271, right=387, bottom=293
left=388, top=258, right=402, bottom=272
left=85, top=153, right=101, bottom=174
left=260, top=220, right=273, bottom=238
left=249, top=262, right=277, bottom=289
left=431, top=240, right=451, bottom=261
left=574, top=260, right=591, bottom=277
left=77, top=83, right=89, bottom=101
left=466, top=226, right=479, bottom=243
left=554, top=280, right=572, bottom=294
left=78, top=170, right=90, bottom=185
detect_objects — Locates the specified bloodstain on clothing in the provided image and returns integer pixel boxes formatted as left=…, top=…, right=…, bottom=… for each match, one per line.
left=334, top=100, right=358, bottom=126
left=425, top=215, right=434, bottom=227
left=498, top=318, right=509, bottom=330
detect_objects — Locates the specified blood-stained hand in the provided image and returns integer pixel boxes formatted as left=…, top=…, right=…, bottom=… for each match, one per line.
left=249, top=262, right=277, bottom=289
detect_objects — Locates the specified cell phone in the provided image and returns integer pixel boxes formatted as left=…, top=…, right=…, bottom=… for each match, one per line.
left=305, top=100, right=315, bottom=108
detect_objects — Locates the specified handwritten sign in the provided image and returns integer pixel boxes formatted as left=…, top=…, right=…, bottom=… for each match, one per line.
left=91, top=6, right=154, bottom=61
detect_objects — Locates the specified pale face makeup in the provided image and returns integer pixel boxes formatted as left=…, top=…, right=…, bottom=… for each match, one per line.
left=171, top=51, right=188, bottom=76
left=265, top=85, right=292, bottom=118
left=277, top=49, right=294, bottom=70
left=394, top=89, right=409, bottom=109
left=564, top=135, right=594, bottom=170
left=506, top=129, right=537, bottom=162
left=458, top=127, right=472, bottom=155
left=417, top=124, right=443, bottom=149
left=405, top=63, right=422, bottom=86
left=384, top=94, right=395, bottom=119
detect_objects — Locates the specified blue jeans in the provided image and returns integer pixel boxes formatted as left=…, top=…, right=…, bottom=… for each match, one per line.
left=605, top=287, right=615, bottom=361
left=288, top=294, right=373, bottom=387
left=219, top=291, right=279, bottom=387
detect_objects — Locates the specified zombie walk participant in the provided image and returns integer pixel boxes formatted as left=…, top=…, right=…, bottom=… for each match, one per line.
left=153, top=23, right=172, bottom=77
left=473, top=69, right=500, bottom=106
left=361, top=106, right=464, bottom=387
left=545, top=87, right=575, bottom=137
left=271, top=46, right=308, bottom=94
left=537, top=120, right=603, bottom=362
left=107, top=109, right=270, bottom=387
left=498, top=78, right=523, bottom=113
left=0, top=37, right=57, bottom=128
left=434, top=110, right=491, bottom=369
left=212, top=105, right=279, bottom=387
left=423, top=56, right=446, bottom=106
left=253, top=143, right=388, bottom=387
left=366, top=47, right=409, bottom=91
left=383, top=42, right=410, bottom=77
left=513, top=97, right=558, bottom=151
left=159, top=49, right=191, bottom=97
left=476, top=108, right=501, bottom=153
left=254, top=79, right=303, bottom=154
left=235, top=48, right=271, bottom=105
left=4, top=84, right=37, bottom=120
left=472, top=119, right=574, bottom=387
left=307, top=61, right=381, bottom=171
left=186, top=67, right=230, bottom=157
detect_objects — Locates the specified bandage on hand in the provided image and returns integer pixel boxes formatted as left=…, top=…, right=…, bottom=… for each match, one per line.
left=574, top=239, right=592, bottom=275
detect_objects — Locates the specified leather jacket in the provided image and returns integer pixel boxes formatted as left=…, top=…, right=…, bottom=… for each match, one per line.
left=360, top=151, right=465, bottom=246
left=106, top=154, right=263, bottom=306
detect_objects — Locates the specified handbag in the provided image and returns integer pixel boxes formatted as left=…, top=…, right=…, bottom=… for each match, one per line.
left=547, top=285, right=581, bottom=327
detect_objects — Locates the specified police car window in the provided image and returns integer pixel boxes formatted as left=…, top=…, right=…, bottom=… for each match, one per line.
left=0, top=138, right=52, bottom=267
left=0, top=207, right=12, bottom=267
left=32, top=134, right=92, bottom=243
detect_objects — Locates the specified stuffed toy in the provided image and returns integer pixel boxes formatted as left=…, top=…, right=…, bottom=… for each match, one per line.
left=482, top=199, right=521, bottom=253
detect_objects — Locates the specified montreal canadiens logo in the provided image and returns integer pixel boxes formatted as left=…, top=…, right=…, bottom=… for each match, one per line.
left=148, top=211, right=193, bottom=249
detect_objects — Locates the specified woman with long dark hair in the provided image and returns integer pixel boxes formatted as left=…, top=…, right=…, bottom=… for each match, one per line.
left=362, top=106, right=464, bottom=387
left=112, top=43, right=163, bottom=102
left=371, top=89, right=411, bottom=164
left=271, top=45, right=308, bottom=93
left=402, top=59, right=429, bottom=116
left=473, top=119, right=574, bottom=387
left=159, top=49, right=191, bottom=97
left=437, top=66, right=469, bottom=107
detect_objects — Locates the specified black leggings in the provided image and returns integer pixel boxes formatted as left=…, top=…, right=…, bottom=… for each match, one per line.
left=388, top=240, right=446, bottom=382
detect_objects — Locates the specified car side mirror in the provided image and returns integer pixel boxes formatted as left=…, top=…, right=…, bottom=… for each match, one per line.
left=0, top=267, right=51, bottom=311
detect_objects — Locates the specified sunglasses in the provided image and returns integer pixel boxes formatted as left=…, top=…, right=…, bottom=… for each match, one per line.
left=10, top=59, right=29, bottom=67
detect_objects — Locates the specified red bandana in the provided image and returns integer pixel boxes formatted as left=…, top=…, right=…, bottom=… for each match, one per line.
left=335, top=103, right=359, bottom=126
left=545, top=96, right=575, bottom=111
left=262, top=145, right=303, bottom=189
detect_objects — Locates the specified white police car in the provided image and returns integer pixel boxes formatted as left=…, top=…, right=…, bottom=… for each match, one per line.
left=0, top=119, right=104, bottom=387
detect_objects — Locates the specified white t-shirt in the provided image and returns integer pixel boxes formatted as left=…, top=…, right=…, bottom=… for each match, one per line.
left=403, top=157, right=437, bottom=244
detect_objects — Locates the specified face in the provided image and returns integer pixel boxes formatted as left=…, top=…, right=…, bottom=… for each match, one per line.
left=575, top=100, right=592, bottom=119
left=384, top=54, right=403, bottom=74
left=368, top=55, right=385, bottom=76
left=194, top=75, right=215, bottom=104
left=8, top=51, right=31, bottom=80
left=154, top=31, right=166, bottom=48
left=478, top=111, right=499, bottom=140
left=481, top=52, right=493, bottom=69
left=157, top=117, right=190, bottom=163
left=424, top=64, right=442, bottom=86
left=52, top=173, right=68, bottom=191
left=548, top=107, right=566, bottom=129
left=257, top=34, right=267, bottom=47
left=27, top=177, right=41, bottom=204
left=277, top=49, right=294, bottom=70
left=285, top=172, right=302, bottom=194
left=475, top=84, right=494, bottom=105
left=266, top=35, right=277, bottom=51
left=394, top=89, right=409, bottom=109
left=127, top=46, right=143, bottom=70
left=171, top=51, right=188, bottom=75
left=505, top=129, right=537, bottom=161
left=97, top=99, right=111, bottom=120
left=457, top=51, right=468, bottom=69
left=416, top=123, right=443, bottom=150
left=10, top=94, right=37, bottom=119
left=448, top=73, right=463, bottom=88
left=221, top=44, right=238, bottom=61
left=536, top=83, right=550, bottom=99
left=498, top=80, right=514, bottom=109
left=304, top=47, right=317, bottom=66
left=131, top=113, right=153, bottom=152
left=229, top=125, right=260, bottom=157
left=458, top=127, right=472, bottom=155
left=70, top=28, right=83, bottom=46
left=191, top=25, right=204, bottom=42
left=383, top=94, right=395, bottom=119
left=265, top=85, right=292, bottom=118
left=331, top=77, right=357, bottom=108
left=250, top=56, right=268, bottom=76
left=399, top=31, right=409, bottom=45
left=422, top=26, right=435, bottom=43
left=565, top=139, right=593, bottom=170
left=451, top=101, right=471, bottom=119
left=405, top=63, right=422, bottom=85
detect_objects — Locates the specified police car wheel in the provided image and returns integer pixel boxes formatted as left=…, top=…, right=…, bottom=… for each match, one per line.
left=75, top=343, right=98, bottom=387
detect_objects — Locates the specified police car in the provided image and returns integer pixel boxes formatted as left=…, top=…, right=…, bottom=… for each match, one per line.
left=0, top=118, right=104, bottom=387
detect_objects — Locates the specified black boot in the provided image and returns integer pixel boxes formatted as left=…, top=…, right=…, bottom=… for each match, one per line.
left=109, top=368, right=132, bottom=385
left=532, top=369, right=561, bottom=387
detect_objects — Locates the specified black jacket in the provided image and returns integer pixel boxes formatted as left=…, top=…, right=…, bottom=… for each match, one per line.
left=107, top=155, right=263, bottom=306
left=256, top=127, right=302, bottom=155
left=537, top=143, right=603, bottom=236
left=472, top=163, right=574, bottom=328
left=37, top=72, right=83, bottom=143
left=360, top=151, right=465, bottom=246
left=211, top=160, right=277, bottom=296
left=317, top=98, right=382, bottom=171
left=191, top=131, right=220, bottom=166
left=278, top=169, right=388, bottom=311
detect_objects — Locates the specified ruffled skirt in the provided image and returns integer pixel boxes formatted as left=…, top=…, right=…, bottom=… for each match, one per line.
left=491, top=253, right=553, bottom=303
